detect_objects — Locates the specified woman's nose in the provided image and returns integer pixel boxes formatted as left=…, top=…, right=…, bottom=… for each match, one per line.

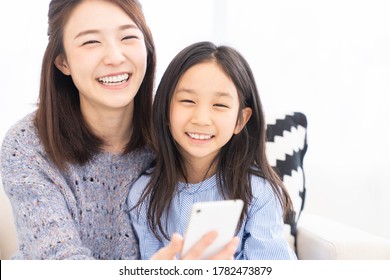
left=103, top=43, right=126, bottom=65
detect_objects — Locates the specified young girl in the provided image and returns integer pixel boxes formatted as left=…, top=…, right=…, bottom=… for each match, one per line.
left=128, top=41, right=297, bottom=260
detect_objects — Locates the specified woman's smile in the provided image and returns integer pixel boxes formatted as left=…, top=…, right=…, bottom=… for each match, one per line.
left=97, top=72, right=131, bottom=89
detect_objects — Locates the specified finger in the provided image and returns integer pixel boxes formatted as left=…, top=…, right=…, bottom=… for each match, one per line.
left=181, top=231, right=218, bottom=260
left=150, top=233, right=184, bottom=260
left=209, top=236, right=239, bottom=260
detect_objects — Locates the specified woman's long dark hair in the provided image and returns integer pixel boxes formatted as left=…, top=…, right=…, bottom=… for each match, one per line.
left=35, top=0, right=155, bottom=170
left=137, top=41, right=293, bottom=241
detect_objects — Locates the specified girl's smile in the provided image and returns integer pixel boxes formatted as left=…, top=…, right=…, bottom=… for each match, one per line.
left=186, top=132, right=214, bottom=141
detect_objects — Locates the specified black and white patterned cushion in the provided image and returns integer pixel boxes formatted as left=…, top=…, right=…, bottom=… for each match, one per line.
left=265, top=112, right=308, bottom=249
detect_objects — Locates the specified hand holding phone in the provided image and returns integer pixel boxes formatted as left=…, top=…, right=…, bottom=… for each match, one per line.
left=181, top=199, right=244, bottom=259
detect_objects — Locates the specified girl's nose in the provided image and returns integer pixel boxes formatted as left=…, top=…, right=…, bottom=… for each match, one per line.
left=191, top=106, right=212, bottom=126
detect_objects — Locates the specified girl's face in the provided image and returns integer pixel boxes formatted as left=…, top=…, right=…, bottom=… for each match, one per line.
left=170, top=61, right=252, bottom=169
left=55, top=0, right=147, bottom=117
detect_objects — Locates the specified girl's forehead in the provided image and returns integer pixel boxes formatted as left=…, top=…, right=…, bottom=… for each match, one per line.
left=179, top=62, right=234, bottom=86
left=173, top=63, right=238, bottom=102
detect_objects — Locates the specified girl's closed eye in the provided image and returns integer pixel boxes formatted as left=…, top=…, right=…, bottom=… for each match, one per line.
left=214, top=103, right=230, bottom=109
left=180, top=99, right=195, bottom=104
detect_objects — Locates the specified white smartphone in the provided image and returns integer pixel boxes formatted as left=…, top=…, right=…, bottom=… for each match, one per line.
left=181, top=199, right=244, bottom=259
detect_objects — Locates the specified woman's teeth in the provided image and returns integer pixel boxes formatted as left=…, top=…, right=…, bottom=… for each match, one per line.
left=187, top=133, right=213, bottom=140
left=98, top=73, right=129, bottom=85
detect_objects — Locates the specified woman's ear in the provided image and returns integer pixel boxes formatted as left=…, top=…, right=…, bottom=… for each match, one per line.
left=234, top=107, right=252, bottom=134
left=54, top=54, right=71, bottom=76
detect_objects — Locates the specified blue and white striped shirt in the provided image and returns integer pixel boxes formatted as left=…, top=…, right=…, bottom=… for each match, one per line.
left=128, top=173, right=297, bottom=260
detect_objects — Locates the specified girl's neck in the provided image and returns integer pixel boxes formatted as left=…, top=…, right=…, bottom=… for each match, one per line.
left=184, top=160, right=217, bottom=184
left=82, top=105, right=134, bottom=154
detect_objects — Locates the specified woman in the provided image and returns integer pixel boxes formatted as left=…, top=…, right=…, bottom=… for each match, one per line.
left=0, top=0, right=237, bottom=260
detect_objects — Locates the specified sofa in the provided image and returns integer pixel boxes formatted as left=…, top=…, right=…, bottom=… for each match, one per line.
left=266, top=111, right=390, bottom=259
left=1, top=111, right=390, bottom=259
left=0, top=183, right=18, bottom=259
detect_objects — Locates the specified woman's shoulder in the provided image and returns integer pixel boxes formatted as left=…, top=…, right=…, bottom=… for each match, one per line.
left=0, top=111, right=53, bottom=185
left=1, top=111, right=41, bottom=152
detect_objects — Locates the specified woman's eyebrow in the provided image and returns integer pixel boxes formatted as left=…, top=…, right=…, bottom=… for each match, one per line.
left=74, top=29, right=99, bottom=40
left=74, top=24, right=139, bottom=39
left=119, top=24, right=139, bottom=31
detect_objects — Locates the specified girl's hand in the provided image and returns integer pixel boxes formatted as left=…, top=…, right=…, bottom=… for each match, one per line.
left=150, top=233, right=183, bottom=260
left=150, top=231, right=239, bottom=260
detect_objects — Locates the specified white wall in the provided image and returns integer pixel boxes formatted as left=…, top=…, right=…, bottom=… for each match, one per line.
left=1, top=0, right=389, bottom=242
left=141, top=0, right=390, bottom=240
left=0, top=1, right=49, bottom=142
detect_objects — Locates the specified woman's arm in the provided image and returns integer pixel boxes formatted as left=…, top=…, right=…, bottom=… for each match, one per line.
left=1, top=123, right=94, bottom=259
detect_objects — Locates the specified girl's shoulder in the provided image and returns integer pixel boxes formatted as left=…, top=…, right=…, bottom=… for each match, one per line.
left=248, top=174, right=283, bottom=214
left=249, top=174, right=275, bottom=199
left=128, top=168, right=153, bottom=204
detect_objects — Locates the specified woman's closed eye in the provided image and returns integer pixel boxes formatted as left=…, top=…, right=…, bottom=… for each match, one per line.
left=122, top=35, right=139, bottom=41
left=82, top=40, right=100, bottom=46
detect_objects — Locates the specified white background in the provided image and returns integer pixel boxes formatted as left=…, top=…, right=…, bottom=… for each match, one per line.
left=1, top=0, right=389, bottom=242
left=2, top=260, right=389, bottom=279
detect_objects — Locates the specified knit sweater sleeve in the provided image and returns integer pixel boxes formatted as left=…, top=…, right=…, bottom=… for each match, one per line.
left=0, top=116, right=94, bottom=259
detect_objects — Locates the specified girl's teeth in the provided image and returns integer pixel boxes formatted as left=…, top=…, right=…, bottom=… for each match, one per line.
left=187, top=133, right=212, bottom=140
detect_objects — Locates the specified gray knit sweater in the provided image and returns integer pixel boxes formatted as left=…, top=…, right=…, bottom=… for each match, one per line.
left=0, top=112, right=154, bottom=259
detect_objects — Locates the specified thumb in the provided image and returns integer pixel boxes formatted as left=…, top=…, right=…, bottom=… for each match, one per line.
left=150, top=233, right=184, bottom=260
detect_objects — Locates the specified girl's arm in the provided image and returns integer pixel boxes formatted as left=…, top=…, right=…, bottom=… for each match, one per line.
left=236, top=178, right=297, bottom=260
left=128, top=174, right=165, bottom=259
left=128, top=175, right=239, bottom=260
left=151, top=232, right=239, bottom=260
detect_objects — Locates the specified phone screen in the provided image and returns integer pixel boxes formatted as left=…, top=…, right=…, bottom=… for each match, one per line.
left=181, top=199, right=243, bottom=259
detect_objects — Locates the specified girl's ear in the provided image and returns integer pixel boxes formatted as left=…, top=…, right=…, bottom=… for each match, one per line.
left=234, top=107, right=252, bottom=134
left=54, top=54, right=71, bottom=76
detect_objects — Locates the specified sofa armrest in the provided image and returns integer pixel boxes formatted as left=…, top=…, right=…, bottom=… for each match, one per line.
left=296, top=213, right=390, bottom=259
left=0, top=182, right=18, bottom=260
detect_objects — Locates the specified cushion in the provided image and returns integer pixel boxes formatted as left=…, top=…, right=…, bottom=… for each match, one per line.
left=265, top=112, right=308, bottom=249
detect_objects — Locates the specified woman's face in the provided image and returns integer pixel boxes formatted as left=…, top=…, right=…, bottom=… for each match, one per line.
left=55, top=0, right=147, bottom=116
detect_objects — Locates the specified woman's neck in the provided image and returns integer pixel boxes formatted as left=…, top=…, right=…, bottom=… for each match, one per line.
left=81, top=105, right=134, bottom=154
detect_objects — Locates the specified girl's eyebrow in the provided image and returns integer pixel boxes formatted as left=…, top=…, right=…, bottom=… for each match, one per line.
left=73, top=24, right=139, bottom=40
left=175, top=88, right=196, bottom=95
left=215, top=92, right=234, bottom=99
left=176, top=88, right=233, bottom=99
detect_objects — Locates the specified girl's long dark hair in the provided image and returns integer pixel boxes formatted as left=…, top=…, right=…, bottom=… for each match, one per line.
left=136, top=41, right=293, bottom=241
left=35, top=0, right=155, bottom=170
